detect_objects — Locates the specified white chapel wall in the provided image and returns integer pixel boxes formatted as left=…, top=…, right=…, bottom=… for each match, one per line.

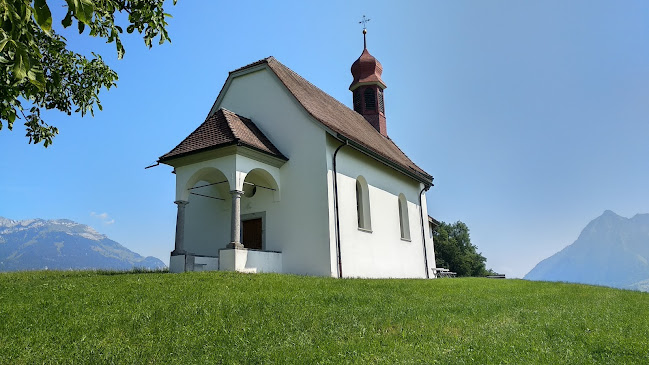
left=183, top=183, right=230, bottom=256
left=214, top=68, right=333, bottom=276
left=325, top=135, right=430, bottom=278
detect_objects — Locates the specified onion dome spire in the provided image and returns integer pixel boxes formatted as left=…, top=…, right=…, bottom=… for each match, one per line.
left=350, top=19, right=388, bottom=136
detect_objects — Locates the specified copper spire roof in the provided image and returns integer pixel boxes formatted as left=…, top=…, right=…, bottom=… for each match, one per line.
left=159, top=108, right=286, bottom=162
left=350, top=48, right=386, bottom=91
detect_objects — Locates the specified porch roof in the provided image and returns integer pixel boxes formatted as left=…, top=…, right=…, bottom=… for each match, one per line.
left=159, top=108, right=287, bottom=163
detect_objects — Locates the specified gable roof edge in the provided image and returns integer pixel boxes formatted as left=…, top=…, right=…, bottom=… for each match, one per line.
left=207, top=61, right=272, bottom=119
left=203, top=57, right=433, bottom=186
left=208, top=59, right=341, bottom=138
left=335, top=133, right=433, bottom=187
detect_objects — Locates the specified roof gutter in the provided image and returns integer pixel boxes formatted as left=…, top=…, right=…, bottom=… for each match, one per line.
left=336, top=134, right=433, bottom=188
left=419, top=185, right=432, bottom=278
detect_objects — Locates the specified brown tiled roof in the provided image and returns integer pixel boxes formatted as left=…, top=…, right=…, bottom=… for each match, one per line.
left=260, top=57, right=432, bottom=183
left=159, top=108, right=286, bottom=162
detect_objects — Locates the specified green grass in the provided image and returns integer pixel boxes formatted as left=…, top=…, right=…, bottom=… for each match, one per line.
left=1, top=271, right=648, bottom=364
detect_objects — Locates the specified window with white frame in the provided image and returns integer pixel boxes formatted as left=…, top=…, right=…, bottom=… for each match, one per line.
left=356, top=177, right=371, bottom=231
left=398, top=193, right=410, bottom=240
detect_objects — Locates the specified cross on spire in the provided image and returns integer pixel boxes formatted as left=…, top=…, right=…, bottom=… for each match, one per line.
left=359, top=15, right=370, bottom=49
left=359, top=15, right=371, bottom=30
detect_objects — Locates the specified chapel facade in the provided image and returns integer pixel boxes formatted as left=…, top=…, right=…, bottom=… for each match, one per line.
left=158, top=32, right=437, bottom=278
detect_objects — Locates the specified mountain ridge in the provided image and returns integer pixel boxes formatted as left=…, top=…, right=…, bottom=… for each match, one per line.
left=0, top=217, right=165, bottom=271
left=525, top=211, right=649, bottom=291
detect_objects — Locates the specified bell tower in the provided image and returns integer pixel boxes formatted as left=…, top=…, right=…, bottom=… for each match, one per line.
left=350, top=19, right=387, bottom=136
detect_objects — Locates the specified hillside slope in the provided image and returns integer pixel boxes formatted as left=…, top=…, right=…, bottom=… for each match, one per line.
left=0, top=217, right=165, bottom=271
left=525, top=210, right=649, bottom=290
left=0, top=272, right=647, bottom=363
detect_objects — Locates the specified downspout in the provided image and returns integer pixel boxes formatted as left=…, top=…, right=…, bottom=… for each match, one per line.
left=333, top=141, right=348, bottom=278
left=419, top=185, right=431, bottom=278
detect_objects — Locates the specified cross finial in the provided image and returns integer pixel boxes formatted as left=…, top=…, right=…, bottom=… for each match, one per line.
left=359, top=15, right=371, bottom=30
left=359, top=15, right=370, bottom=49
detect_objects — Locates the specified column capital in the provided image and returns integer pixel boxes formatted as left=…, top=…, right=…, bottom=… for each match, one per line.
left=229, top=190, right=244, bottom=196
left=174, top=200, right=189, bottom=206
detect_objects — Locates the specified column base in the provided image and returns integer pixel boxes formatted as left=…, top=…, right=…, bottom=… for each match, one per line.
left=227, top=242, right=245, bottom=249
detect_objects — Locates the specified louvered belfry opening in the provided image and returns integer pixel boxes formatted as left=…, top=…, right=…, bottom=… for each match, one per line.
left=364, top=88, right=376, bottom=110
left=353, top=88, right=362, bottom=113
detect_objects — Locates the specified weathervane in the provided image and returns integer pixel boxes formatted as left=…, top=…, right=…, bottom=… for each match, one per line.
left=359, top=15, right=370, bottom=49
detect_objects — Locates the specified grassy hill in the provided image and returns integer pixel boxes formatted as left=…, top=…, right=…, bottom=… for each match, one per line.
left=1, top=271, right=648, bottom=364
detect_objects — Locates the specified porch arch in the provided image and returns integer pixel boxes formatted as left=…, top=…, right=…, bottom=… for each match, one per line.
left=242, top=167, right=280, bottom=201
left=180, top=167, right=230, bottom=202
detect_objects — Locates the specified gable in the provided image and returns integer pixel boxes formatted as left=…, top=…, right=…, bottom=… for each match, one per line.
left=212, top=57, right=433, bottom=186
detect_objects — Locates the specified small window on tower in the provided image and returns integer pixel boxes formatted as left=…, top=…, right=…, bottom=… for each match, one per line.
left=364, top=88, right=376, bottom=110
left=353, top=89, right=362, bottom=113
left=378, top=89, right=384, bottom=114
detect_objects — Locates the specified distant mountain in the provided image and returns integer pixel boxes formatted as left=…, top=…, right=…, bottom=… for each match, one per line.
left=525, top=210, right=649, bottom=291
left=0, top=217, right=165, bottom=272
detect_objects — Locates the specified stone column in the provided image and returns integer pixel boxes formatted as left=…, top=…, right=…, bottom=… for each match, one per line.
left=172, top=200, right=189, bottom=255
left=227, top=190, right=244, bottom=249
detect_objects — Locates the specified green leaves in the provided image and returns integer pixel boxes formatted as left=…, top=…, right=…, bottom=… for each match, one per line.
left=70, top=0, right=94, bottom=24
left=433, top=221, right=493, bottom=277
left=61, top=11, right=72, bottom=27
left=0, top=38, right=10, bottom=53
left=32, top=0, right=51, bottom=33
left=0, top=0, right=175, bottom=146
left=12, top=44, right=28, bottom=80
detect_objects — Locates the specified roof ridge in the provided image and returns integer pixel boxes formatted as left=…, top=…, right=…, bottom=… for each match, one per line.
left=219, top=108, right=241, bottom=141
left=267, top=58, right=402, bottom=143
left=229, top=56, right=274, bottom=75
left=264, top=58, right=432, bottom=182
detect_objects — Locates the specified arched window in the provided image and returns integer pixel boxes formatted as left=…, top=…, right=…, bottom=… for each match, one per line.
left=398, top=194, right=410, bottom=240
left=356, top=176, right=371, bottom=231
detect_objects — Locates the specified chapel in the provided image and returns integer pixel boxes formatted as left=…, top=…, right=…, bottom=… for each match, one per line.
left=158, top=30, right=437, bottom=278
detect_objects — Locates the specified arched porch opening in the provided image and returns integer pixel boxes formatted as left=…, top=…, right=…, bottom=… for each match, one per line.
left=183, top=167, right=230, bottom=258
left=239, top=168, right=280, bottom=251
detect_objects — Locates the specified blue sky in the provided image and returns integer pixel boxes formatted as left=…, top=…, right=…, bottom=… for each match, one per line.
left=1, top=1, right=648, bottom=278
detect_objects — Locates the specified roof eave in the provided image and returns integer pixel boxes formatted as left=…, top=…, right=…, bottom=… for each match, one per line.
left=336, top=133, right=433, bottom=187
left=158, top=141, right=240, bottom=165
left=158, top=140, right=288, bottom=167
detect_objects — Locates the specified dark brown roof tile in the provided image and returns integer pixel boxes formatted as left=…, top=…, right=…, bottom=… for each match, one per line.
left=159, top=108, right=286, bottom=162
left=261, top=57, right=432, bottom=182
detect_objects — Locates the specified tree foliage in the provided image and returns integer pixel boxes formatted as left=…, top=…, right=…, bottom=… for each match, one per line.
left=0, top=0, right=175, bottom=146
left=433, top=220, right=496, bottom=277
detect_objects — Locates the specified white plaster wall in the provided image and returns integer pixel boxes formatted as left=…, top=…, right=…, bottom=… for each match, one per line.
left=169, top=255, right=185, bottom=273
left=183, top=182, right=230, bottom=256
left=242, top=250, right=283, bottom=273
left=326, top=135, right=430, bottom=278
left=174, top=153, right=282, bottom=257
left=421, top=192, right=437, bottom=277
left=215, top=68, right=333, bottom=276
left=219, top=249, right=282, bottom=273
